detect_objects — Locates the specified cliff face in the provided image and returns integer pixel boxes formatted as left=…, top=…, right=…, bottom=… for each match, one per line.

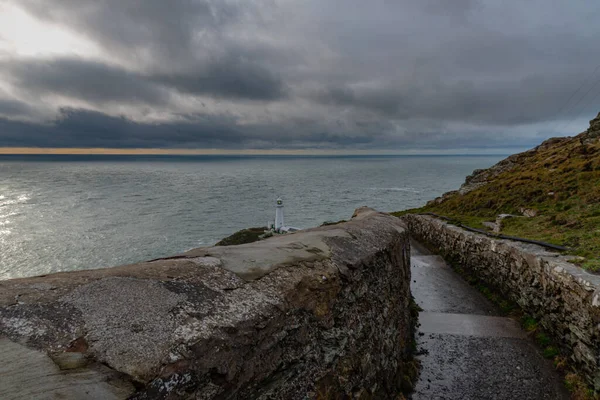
left=431, top=112, right=600, bottom=204
left=585, top=112, right=600, bottom=141
left=0, top=207, right=414, bottom=399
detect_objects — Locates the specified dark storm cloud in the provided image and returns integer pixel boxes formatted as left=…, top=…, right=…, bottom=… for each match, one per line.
left=0, top=108, right=243, bottom=148
left=315, top=72, right=587, bottom=126
left=2, top=0, right=600, bottom=149
left=152, top=54, right=286, bottom=100
left=0, top=98, right=32, bottom=118
left=0, top=108, right=381, bottom=149
left=3, top=56, right=284, bottom=104
left=0, top=107, right=533, bottom=150
left=3, top=58, right=169, bottom=105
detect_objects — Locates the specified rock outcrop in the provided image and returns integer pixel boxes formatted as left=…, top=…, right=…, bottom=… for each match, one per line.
left=427, top=136, right=575, bottom=206
left=583, top=112, right=600, bottom=143
left=0, top=207, right=414, bottom=399
left=403, top=214, right=600, bottom=389
left=428, top=112, right=600, bottom=207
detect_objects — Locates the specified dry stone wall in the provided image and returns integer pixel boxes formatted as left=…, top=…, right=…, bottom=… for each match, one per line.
left=403, top=214, right=600, bottom=389
left=0, top=208, right=413, bottom=399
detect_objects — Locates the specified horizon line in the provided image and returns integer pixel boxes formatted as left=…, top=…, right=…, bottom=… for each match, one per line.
left=0, top=147, right=521, bottom=156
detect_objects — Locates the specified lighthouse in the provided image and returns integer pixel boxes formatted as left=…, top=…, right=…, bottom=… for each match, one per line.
left=270, top=197, right=300, bottom=233
left=275, top=197, right=284, bottom=231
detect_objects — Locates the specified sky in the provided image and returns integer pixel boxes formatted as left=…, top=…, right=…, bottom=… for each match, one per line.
left=1, top=0, right=600, bottom=153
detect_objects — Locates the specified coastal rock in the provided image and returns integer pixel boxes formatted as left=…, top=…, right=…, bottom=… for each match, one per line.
left=519, top=207, right=538, bottom=218
left=587, top=112, right=600, bottom=136
left=482, top=221, right=499, bottom=232
left=0, top=207, right=414, bottom=399
left=581, top=112, right=600, bottom=144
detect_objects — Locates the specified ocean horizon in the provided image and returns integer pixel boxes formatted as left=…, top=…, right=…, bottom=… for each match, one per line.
left=0, top=154, right=504, bottom=280
left=0, top=153, right=510, bottom=160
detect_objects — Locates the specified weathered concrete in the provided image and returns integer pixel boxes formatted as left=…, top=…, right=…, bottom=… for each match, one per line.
left=405, top=213, right=600, bottom=390
left=0, top=338, right=134, bottom=400
left=411, top=241, right=569, bottom=399
left=0, top=207, right=414, bottom=399
left=419, top=313, right=526, bottom=338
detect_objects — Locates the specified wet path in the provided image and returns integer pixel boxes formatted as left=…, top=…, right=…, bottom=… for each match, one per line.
left=410, top=240, right=569, bottom=400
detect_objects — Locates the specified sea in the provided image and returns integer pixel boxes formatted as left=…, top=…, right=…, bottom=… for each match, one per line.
left=0, top=154, right=504, bottom=280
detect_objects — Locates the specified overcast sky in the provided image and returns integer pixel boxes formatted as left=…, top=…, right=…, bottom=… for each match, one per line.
left=1, top=0, right=600, bottom=151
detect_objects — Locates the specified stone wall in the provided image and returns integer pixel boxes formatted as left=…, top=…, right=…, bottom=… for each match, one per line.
left=403, top=214, right=600, bottom=389
left=0, top=207, right=413, bottom=399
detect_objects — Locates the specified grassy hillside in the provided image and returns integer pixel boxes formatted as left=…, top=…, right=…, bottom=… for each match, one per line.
left=394, top=112, right=600, bottom=271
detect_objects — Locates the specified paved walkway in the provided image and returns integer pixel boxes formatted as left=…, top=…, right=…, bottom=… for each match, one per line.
left=410, top=240, right=569, bottom=400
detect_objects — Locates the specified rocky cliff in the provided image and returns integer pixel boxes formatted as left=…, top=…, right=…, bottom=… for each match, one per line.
left=0, top=207, right=414, bottom=399
left=430, top=112, right=600, bottom=204
left=411, top=111, right=600, bottom=271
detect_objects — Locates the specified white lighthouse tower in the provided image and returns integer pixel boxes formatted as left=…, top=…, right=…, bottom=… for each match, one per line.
left=275, top=198, right=284, bottom=232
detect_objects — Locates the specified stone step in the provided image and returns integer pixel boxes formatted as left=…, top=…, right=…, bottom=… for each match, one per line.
left=411, top=255, right=448, bottom=268
left=419, top=312, right=526, bottom=339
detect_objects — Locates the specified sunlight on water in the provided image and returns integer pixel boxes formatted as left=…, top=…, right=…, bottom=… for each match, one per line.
left=0, top=155, right=503, bottom=280
left=0, top=212, right=19, bottom=219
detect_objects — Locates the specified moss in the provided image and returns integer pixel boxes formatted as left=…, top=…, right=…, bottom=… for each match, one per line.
left=401, top=375, right=415, bottom=393
left=535, top=332, right=552, bottom=347
left=521, top=316, right=538, bottom=332
left=399, top=359, right=420, bottom=396
left=565, top=373, right=600, bottom=400
left=215, top=227, right=266, bottom=246
left=401, top=296, right=421, bottom=397
left=320, top=220, right=347, bottom=226
left=409, top=295, right=423, bottom=318
left=543, top=346, right=560, bottom=359
left=554, top=356, right=568, bottom=372
left=515, top=317, right=560, bottom=359
left=391, top=208, right=425, bottom=218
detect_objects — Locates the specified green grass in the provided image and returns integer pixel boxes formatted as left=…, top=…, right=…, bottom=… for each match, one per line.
left=394, top=133, right=600, bottom=271
left=215, top=227, right=266, bottom=246
left=521, top=316, right=538, bottom=332
left=565, top=373, right=599, bottom=399
left=543, top=345, right=560, bottom=359
left=536, top=332, right=552, bottom=347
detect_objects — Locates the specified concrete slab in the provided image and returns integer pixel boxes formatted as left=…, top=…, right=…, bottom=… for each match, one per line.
left=419, top=312, right=526, bottom=338
left=413, top=333, right=569, bottom=400
left=411, top=255, right=448, bottom=269
left=411, top=264, right=498, bottom=315
left=410, top=242, right=497, bottom=316
left=410, top=239, right=569, bottom=399
left=0, top=338, right=133, bottom=400
left=182, top=226, right=354, bottom=280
